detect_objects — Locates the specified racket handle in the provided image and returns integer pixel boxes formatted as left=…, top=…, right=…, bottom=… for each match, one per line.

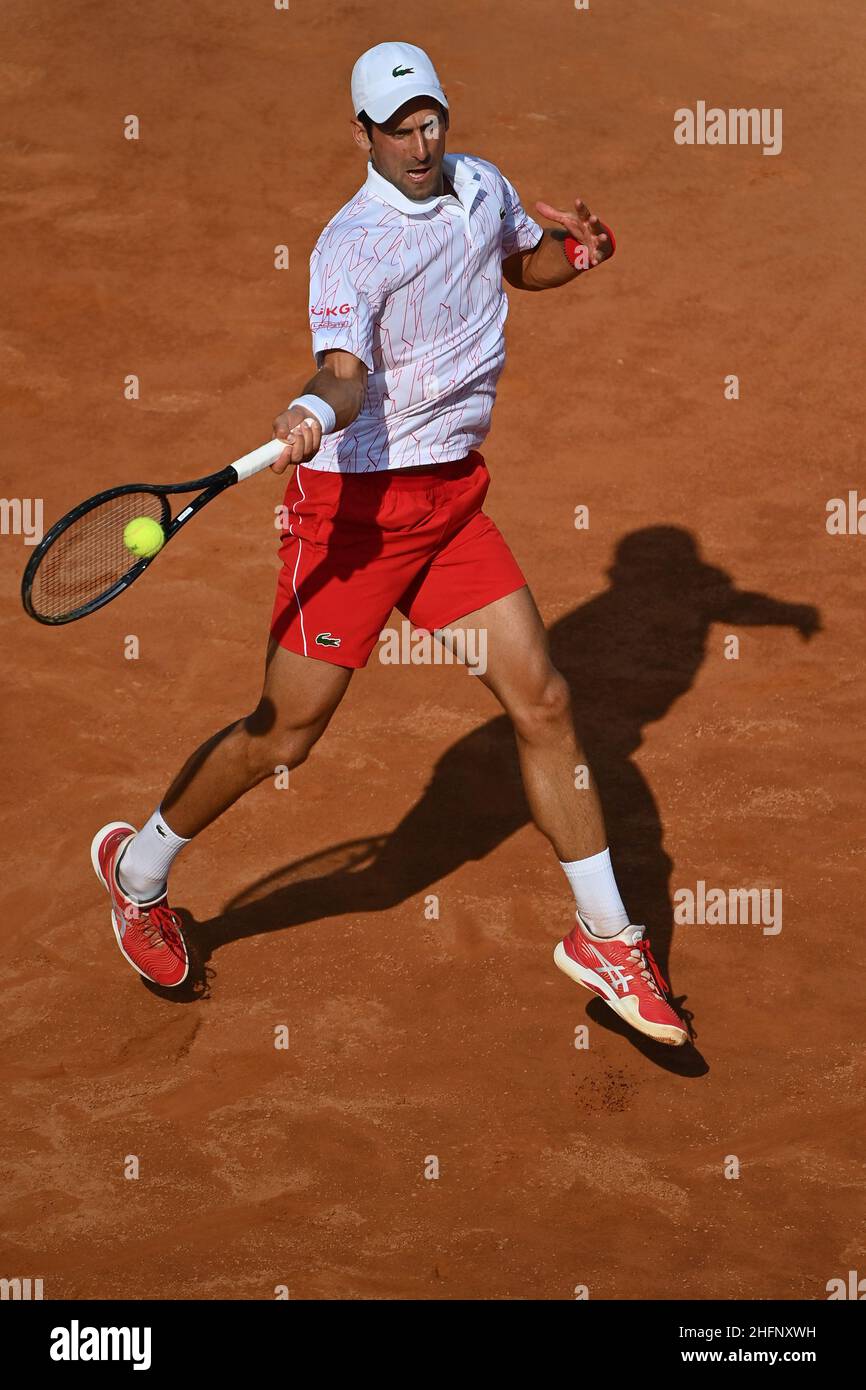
left=229, top=438, right=288, bottom=482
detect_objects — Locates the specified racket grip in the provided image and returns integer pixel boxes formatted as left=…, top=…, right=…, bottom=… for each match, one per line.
left=230, top=438, right=287, bottom=483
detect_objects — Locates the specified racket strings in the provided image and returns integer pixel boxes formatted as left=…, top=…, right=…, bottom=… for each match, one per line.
left=30, top=491, right=167, bottom=621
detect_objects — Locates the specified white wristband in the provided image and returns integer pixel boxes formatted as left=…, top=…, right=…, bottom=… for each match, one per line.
left=288, top=394, right=337, bottom=435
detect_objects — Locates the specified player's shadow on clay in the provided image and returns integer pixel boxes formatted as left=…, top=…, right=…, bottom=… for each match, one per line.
left=168, top=526, right=821, bottom=1067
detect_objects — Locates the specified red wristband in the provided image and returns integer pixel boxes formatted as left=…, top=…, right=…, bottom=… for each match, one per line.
left=563, top=236, right=590, bottom=271
left=563, top=222, right=616, bottom=271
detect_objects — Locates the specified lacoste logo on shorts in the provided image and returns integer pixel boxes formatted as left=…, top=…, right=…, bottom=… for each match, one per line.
left=392, top=65, right=414, bottom=77
left=315, top=632, right=341, bottom=647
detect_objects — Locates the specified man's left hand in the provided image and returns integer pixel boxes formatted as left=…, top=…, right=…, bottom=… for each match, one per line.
left=535, top=196, right=612, bottom=267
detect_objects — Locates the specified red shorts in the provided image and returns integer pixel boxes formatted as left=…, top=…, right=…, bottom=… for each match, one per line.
left=270, top=451, right=526, bottom=668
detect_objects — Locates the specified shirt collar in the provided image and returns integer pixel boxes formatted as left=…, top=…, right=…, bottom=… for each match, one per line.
left=364, top=154, right=482, bottom=217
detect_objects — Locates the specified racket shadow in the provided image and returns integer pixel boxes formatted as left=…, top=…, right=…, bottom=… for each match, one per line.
left=142, top=836, right=392, bottom=1001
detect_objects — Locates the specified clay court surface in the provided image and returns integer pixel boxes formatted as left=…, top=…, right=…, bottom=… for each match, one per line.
left=1, top=0, right=863, bottom=1300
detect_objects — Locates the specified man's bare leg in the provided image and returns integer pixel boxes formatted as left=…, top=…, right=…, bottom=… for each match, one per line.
left=440, top=585, right=633, bottom=936
left=117, top=642, right=352, bottom=899
left=441, top=586, right=607, bottom=863
left=440, top=586, right=688, bottom=1044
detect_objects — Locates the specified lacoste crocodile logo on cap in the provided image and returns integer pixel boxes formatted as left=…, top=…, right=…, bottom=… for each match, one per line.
left=392, top=65, right=414, bottom=77
left=316, top=632, right=342, bottom=647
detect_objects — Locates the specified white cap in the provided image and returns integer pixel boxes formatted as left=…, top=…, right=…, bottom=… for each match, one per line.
left=351, top=42, right=449, bottom=125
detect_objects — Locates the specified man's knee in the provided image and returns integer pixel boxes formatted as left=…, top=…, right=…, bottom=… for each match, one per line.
left=241, top=699, right=326, bottom=776
left=509, top=668, right=572, bottom=743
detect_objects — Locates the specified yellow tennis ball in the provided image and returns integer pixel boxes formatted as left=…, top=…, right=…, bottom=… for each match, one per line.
left=123, top=516, right=165, bottom=559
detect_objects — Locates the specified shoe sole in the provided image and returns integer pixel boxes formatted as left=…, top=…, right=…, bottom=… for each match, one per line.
left=553, top=940, right=686, bottom=1047
left=91, top=822, right=188, bottom=987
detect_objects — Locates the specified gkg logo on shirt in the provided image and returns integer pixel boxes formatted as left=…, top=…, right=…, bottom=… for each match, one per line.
left=310, top=303, right=352, bottom=318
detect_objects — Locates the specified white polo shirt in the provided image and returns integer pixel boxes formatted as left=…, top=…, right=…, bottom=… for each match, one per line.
left=305, top=152, right=543, bottom=472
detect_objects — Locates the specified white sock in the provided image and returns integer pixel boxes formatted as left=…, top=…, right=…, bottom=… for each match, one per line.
left=560, top=847, right=630, bottom=938
left=117, top=807, right=190, bottom=904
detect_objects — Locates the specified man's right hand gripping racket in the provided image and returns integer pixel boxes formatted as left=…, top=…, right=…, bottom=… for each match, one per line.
left=21, top=437, right=291, bottom=625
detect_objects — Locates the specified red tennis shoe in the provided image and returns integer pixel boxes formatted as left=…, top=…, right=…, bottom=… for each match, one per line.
left=554, top=917, right=687, bottom=1046
left=90, top=821, right=188, bottom=987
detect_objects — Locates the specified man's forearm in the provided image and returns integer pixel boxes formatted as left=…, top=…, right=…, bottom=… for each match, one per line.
left=296, top=364, right=366, bottom=431
left=519, top=230, right=586, bottom=290
left=510, top=225, right=615, bottom=292
left=272, top=350, right=369, bottom=471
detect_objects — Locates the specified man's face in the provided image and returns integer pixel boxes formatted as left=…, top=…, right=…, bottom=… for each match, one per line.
left=353, top=97, right=448, bottom=202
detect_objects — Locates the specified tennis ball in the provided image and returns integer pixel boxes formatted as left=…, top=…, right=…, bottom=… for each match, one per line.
left=123, top=516, right=165, bottom=559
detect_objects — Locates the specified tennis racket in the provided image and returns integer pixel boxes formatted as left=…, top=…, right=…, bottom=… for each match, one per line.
left=21, top=436, right=291, bottom=626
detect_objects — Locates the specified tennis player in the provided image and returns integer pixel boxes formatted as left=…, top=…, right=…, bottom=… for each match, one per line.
left=92, top=41, right=687, bottom=1046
